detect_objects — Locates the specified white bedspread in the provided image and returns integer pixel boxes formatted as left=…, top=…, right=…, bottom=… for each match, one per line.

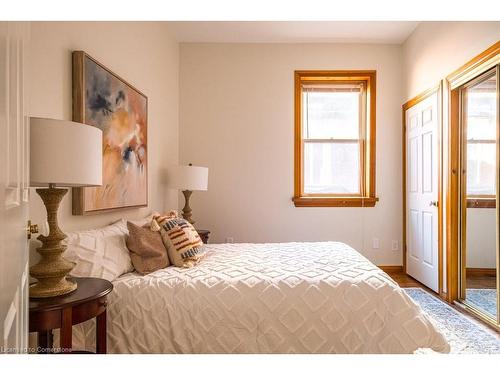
left=70, top=242, right=449, bottom=353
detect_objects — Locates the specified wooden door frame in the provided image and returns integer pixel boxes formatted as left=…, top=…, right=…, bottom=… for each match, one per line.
left=402, top=83, right=445, bottom=299
left=445, top=42, right=500, bottom=327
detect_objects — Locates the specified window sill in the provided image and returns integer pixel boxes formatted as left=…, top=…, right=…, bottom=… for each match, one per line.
left=467, top=198, right=496, bottom=208
left=292, top=196, right=378, bottom=207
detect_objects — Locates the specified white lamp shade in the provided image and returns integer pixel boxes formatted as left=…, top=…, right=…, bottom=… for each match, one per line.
left=30, top=117, right=103, bottom=187
left=168, top=165, right=208, bottom=191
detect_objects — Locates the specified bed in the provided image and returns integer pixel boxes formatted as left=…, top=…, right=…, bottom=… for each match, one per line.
left=65, top=241, right=449, bottom=353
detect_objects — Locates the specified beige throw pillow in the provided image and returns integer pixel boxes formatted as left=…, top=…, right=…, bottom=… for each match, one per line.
left=126, top=221, right=170, bottom=274
left=152, top=215, right=205, bottom=268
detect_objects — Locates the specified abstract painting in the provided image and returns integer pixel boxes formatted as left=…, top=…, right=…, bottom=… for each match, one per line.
left=72, top=51, right=148, bottom=214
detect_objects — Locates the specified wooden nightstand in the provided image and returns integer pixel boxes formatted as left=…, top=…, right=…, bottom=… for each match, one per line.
left=197, top=229, right=210, bottom=244
left=29, top=277, right=113, bottom=354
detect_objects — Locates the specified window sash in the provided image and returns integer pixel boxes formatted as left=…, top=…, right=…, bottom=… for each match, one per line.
left=301, top=81, right=367, bottom=197
left=466, top=139, right=496, bottom=197
left=462, top=68, right=498, bottom=199
left=302, top=82, right=365, bottom=141
left=302, top=139, right=365, bottom=196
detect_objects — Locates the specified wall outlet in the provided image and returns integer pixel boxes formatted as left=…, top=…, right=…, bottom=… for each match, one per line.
left=225, top=237, right=234, bottom=243
left=372, top=238, right=380, bottom=249
left=391, top=240, right=399, bottom=251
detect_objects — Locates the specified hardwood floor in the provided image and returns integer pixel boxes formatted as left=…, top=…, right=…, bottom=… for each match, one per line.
left=384, top=268, right=500, bottom=336
left=385, top=269, right=497, bottom=290
left=466, top=274, right=496, bottom=289
left=384, top=269, right=424, bottom=288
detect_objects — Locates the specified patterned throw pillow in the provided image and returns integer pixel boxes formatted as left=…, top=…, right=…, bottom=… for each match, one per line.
left=151, top=214, right=205, bottom=268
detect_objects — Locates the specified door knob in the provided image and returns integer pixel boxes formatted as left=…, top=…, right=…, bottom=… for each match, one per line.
left=26, top=220, right=39, bottom=240
left=429, top=201, right=438, bottom=207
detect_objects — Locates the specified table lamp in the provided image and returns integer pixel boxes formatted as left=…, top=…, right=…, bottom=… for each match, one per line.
left=168, top=164, right=208, bottom=224
left=29, top=117, right=102, bottom=298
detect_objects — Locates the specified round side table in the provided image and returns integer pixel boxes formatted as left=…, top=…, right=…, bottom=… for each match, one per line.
left=29, top=277, right=113, bottom=354
left=196, top=229, right=210, bottom=244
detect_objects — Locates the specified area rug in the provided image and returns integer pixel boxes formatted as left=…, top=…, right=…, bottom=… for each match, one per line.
left=404, top=288, right=500, bottom=354
left=466, top=288, right=497, bottom=318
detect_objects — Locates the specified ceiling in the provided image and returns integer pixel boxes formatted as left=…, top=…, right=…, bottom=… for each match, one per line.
left=168, top=21, right=420, bottom=44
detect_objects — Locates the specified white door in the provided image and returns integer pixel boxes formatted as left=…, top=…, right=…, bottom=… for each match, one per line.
left=406, top=91, right=439, bottom=292
left=0, top=22, right=30, bottom=354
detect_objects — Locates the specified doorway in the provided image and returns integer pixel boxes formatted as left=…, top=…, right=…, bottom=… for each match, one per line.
left=447, top=42, right=499, bottom=328
left=403, top=84, right=443, bottom=294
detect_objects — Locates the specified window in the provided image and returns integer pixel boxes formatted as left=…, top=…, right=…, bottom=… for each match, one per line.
left=462, top=68, right=497, bottom=208
left=293, top=70, right=377, bottom=207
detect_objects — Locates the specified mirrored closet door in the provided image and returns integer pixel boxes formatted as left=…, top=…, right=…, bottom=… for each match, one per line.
left=459, top=65, right=499, bottom=324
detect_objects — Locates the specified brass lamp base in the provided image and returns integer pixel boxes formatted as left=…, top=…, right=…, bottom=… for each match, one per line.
left=29, top=278, right=76, bottom=298
left=29, top=186, right=77, bottom=298
left=181, top=190, right=195, bottom=224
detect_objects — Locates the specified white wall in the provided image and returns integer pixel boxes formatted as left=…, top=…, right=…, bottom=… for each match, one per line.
left=29, top=22, right=179, bottom=237
left=466, top=208, right=497, bottom=269
left=180, top=43, right=403, bottom=265
left=403, top=22, right=500, bottom=100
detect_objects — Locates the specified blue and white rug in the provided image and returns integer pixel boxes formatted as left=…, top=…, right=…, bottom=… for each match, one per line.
left=404, top=288, right=500, bottom=354
left=466, top=289, right=497, bottom=318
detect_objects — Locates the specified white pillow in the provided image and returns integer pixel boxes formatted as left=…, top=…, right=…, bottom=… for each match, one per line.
left=129, top=212, right=156, bottom=227
left=64, top=220, right=133, bottom=282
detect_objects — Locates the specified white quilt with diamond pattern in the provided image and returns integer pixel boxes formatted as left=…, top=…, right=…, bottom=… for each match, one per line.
left=70, top=242, right=450, bottom=353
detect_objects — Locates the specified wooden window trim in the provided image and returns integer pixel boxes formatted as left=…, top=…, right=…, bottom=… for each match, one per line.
left=293, top=70, right=377, bottom=208
left=466, top=197, right=496, bottom=208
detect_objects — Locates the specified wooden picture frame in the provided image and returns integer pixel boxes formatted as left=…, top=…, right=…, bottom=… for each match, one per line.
left=72, top=51, right=148, bottom=215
